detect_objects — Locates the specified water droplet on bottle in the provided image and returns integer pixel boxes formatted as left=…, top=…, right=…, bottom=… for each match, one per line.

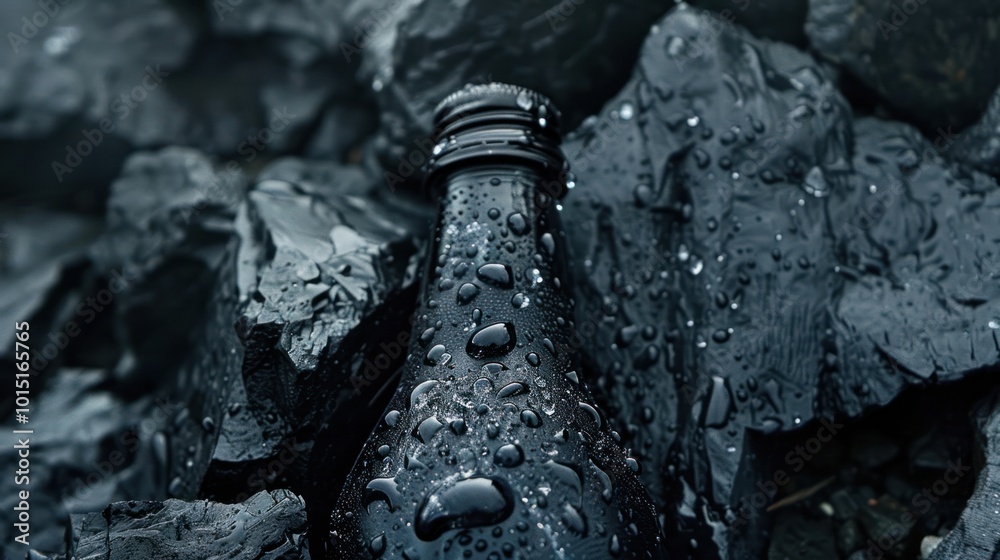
left=476, top=263, right=514, bottom=288
left=457, top=283, right=480, bottom=305
left=414, top=416, right=445, bottom=443
left=516, top=90, right=533, bottom=110
left=591, top=460, right=614, bottom=503
left=414, top=477, right=515, bottom=541
left=425, top=344, right=448, bottom=366
left=385, top=410, right=400, bottom=427
left=419, top=327, right=436, bottom=346
left=520, top=409, right=542, bottom=428
left=562, top=503, right=588, bottom=536
left=370, top=533, right=387, bottom=557
left=579, top=402, right=603, bottom=429
left=364, top=477, right=402, bottom=512
left=526, top=352, right=540, bottom=366
left=410, top=380, right=440, bottom=408
left=609, top=534, right=622, bottom=556
left=542, top=338, right=556, bottom=356
left=467, top=322, right=516, bottom=358
left=543, top=460, right=582, bottom=495
left=494, top=443, right=524, bottom=467
left=540, top=232, right=556, bottom=255
left=507, top=213, right=530, bottom=235
left=497, top=381, right=529, bottom=398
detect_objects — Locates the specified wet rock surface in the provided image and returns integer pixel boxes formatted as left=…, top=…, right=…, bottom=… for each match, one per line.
left=806, top=0, right=1000, bottom=131
left=39, top=489, right=309, bottom=559
left=2, top=1, right=1000, bottom=559
left=558, top=5, right=1000, bottom=559
left=950, top=86, right=1000, bottom=179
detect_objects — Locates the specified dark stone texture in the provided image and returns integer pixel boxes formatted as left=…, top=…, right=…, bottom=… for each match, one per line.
left=951, top=86, right=1000, bottom=179
left=193, top=158, right=430, bottom=517
left=57, top=489, right=309, bottom=559
left=692, top=0, right=809, bottom=44
left=0, top=368, right=172, bottom=558
left=559, top=5, right=1000, bottom=559
left=806, top=0, right=1000, bottom=131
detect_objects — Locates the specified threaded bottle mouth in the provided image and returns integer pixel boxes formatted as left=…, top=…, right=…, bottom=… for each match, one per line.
left=424, top=83, right=566, bottom=195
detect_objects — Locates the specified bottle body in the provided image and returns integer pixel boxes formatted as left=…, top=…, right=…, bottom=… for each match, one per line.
left=330, top=85, right=665, bottom=559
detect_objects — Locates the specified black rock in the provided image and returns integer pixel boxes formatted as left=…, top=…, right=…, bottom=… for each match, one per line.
left=89, top=148, right=245, bottom=391
left=0, top=369, right=171, bottom=557
left=806, top=0, right=1000, bottom=131
left=0, top=0, right=201, bottom=211
left=57, top=489, right=309, bottom=559
left=924, top=388, right=1000, bottom=560
left=849, top=431, right=900, bottom=469
left=691, top=0, right=808, bottom=44
left=828, top=118, right=1000, bottom=416
left=767, top=511, right=838, bottom=560
left=950, top=86, right=1000, bottom=179
left=837, top=518, right=863, bottom=556
left=856, top=495, right=913, bottom=558
left=559, top=4, right=1000, bottom=559
left=189, top=158, right=430, bottom=514
left=560, top=5, right=852, bottom=558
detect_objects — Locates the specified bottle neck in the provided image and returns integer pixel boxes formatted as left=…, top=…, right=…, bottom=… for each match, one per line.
left=408, top=162, right=572, bottom=383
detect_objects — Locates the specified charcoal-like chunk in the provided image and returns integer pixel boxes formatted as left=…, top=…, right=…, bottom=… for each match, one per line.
left=806, top=0, right=1000, bottom=130
left=64, top=490, right=309, bottom=559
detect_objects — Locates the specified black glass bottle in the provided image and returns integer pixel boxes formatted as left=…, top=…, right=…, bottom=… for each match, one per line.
left=330, top=83, right=666, bottom=559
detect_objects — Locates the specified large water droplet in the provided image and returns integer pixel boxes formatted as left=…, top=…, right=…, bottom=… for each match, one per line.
left=543, top=460, right=582, bottom=496
left=579, top=402, right=603, bottom=429
left=497, top=381, right=529, bottom=398
left=414, top=477, right=515, bottom=541
left=516, top=90, right=533, bottom=110
left=457, top=283, right=480, bottom=305
left=540, top=233, right=556, bottom=255
left=609, top=534, right=622, bottom=556
left=467, top=322, right=516, bottom=358
left=414, top=416, right=445, bottom=443
left=410, top=380, right=440, bottom=408
left=476, top=263, right=514, bottom=288
left=494, top=443, right=524, bottom=467
left=520, top=409, right=542, bottom=428
left=364, top=478, right=402, bottom=513
left=506, top=213, right=530, bottom=236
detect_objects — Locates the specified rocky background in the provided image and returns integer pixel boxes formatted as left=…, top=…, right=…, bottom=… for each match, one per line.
left=1, top=0, right=1000, bottom=559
